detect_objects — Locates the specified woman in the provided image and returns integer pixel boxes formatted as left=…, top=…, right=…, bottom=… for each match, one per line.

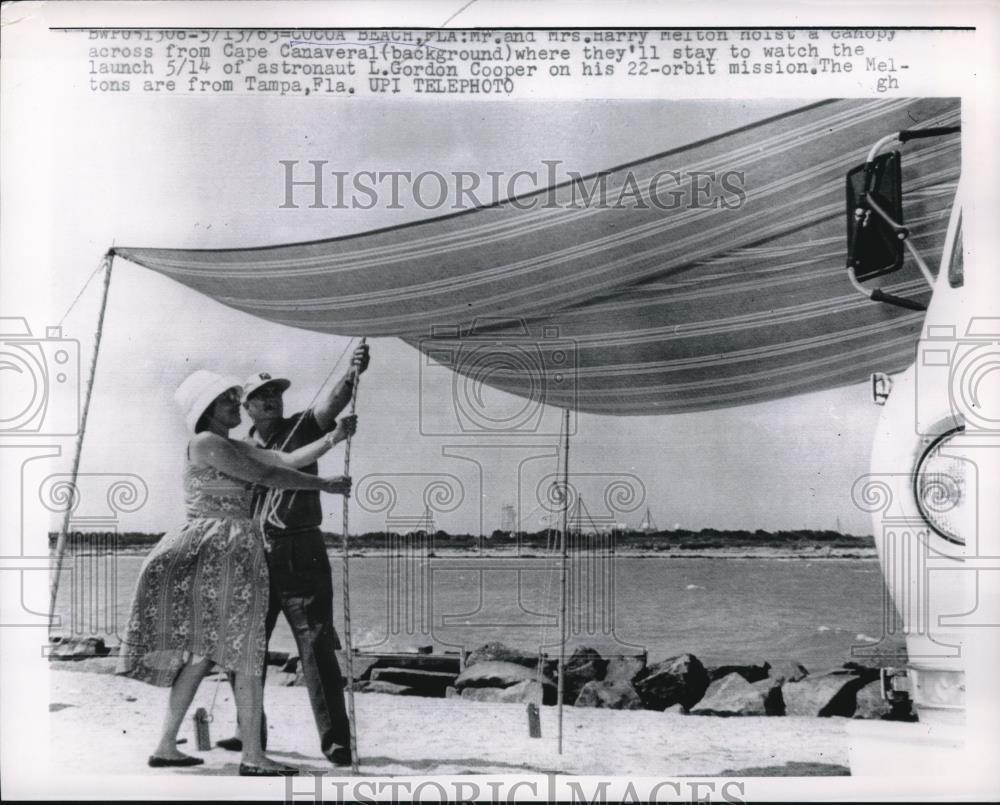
left=117, top=369, right=353, bottom=776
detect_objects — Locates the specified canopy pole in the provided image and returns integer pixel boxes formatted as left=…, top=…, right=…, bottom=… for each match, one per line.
left=557, top=407, right=570, bottom=755
left=340, top=336, right=366, bottom=774
left=49, top=251, right=115, bottom=634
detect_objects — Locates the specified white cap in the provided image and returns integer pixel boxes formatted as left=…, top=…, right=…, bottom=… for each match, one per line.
left=243, top=371, right=291, bottom=400
left=174, top=370, right=244, bottom=433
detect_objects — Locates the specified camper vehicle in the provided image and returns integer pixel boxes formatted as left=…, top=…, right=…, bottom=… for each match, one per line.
left=844, top=125, right=998, bottom=773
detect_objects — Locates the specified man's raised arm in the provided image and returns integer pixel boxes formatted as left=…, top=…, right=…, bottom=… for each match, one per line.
left=312, top=343, right=370, bottom=432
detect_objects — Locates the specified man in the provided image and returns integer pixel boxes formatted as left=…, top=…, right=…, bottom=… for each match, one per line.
left=218, top=343, right=370, bottom=767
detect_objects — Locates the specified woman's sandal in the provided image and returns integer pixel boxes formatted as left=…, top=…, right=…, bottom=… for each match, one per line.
left=148, top=754, right=205, bottom=768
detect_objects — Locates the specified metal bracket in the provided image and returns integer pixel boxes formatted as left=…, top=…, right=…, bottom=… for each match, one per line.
left=847, top=127, right=955, bottom=311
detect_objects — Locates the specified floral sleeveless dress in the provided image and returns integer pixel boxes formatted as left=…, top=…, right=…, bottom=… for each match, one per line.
left=117, top=461, right=269, bottom=686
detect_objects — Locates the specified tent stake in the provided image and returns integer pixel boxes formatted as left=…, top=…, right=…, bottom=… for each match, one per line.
left=340, top=337, right=366, bottom=774
left=49, top=251, right=115, bottom=634
left=557, top=407, right=570, bottom=755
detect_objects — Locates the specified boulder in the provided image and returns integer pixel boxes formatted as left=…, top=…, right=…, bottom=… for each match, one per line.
left=279, top=670, right=305, bottom=687
left=48, top=636, right=111, bottom=660
left=352, top=680, right=416, bottom=695
left=461, top=680, right=544, bottom=705
left=455, top=661, right=556, bottom=704
left=370, top=667, right=456, bottom=696
left=563, top=647, right=608, bottom=702
left=767, top=660, right=809, bottom=684
left=445, top=686, right=460, bottom=699
left=782, top=670, right=869, bottom=717
left=455, top=660, right=544, bottom=689
left=753, top=678, right=786, bottom=716
left=574, top=680, right=643, bottom=710
left=706, top=661, right=771, bottom=683
left=338, top=653, right=379, bottom=681
left=465, top=642, right=540, bottom=670
left=663, top=703, right=688, bottom=715
left=853, top=680, right=893, bottom=720
left=840, top=662, right=881, bottom=685
left=603, top=654, right=646, bottom=684
left=633, top=654, right=710, bottom=711
left=363, top=650, right=459, bottom=675
left=690, top=672, right=768, bottom=716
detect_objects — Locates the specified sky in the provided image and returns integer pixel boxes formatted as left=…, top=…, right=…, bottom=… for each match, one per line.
left=2, top=45, right=889, bottom=537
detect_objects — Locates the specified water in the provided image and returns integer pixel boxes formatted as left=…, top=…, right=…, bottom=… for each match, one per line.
left=52, top=552, right=903, bottom=671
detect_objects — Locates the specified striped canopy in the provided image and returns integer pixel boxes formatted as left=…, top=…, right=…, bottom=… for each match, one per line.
left=114, top=98, right=960, bottom=415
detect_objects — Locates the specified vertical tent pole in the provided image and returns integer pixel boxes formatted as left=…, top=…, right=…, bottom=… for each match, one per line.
left=340, top=336, right=366, bottom=774
left=49, top=252, right=115, bottom=633
left=557, top=407, right=570, bottom=754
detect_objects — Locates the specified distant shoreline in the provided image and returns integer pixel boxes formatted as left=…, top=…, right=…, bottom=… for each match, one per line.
left=50, top=528, right=878, bottom=561
left=53, top=545, right=878, bottom=560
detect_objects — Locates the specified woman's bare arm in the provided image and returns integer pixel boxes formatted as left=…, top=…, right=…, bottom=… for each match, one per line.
left=242, top=436, right=334, bottom=470
left=190, top=432, right=334, bottom=491
left=242, top=415, right=357, bottom=470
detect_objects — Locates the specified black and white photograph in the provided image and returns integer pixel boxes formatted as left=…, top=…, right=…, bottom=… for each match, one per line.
left=1, top=2, right=998, bottom=801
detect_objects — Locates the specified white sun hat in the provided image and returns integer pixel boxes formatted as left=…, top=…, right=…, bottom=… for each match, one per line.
left=174, top=369, right=244, bottom=433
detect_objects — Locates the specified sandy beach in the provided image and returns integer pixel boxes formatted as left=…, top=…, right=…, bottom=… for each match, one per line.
left=50, top=664, right=851, bottom=778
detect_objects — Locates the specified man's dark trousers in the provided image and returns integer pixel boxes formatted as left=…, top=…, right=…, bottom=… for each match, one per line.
left=262, top=527, right=351, bottom=757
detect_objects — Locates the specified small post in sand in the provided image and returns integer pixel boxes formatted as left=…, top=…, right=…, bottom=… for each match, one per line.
left=557, top=407, right=571, bottom=754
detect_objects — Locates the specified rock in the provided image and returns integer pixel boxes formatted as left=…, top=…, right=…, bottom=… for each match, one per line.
left=48, top=636, right=111, bottom=660
left=455, top=661, right=557, bottom=704
left=455, top=660, right=546, bottom=689
left=603, top=654, right=646, bottom=684
left=563, top=647, right=608, bottom=702
left=663, top=703, right=688, bottom=714
left=782, top=670, right=869, bottom=717
left=370, top=667, right=456, bottom=696
left=368, top=646, right=461, bottom=676
left=574, top=680, right=643, bottom=710
left=352, top=680, right=416, bottom=695
left=767, top=660, right=809, bottom=684
left=374, top=644, right=433, bottom=655
left=853, top=680, right=893, bottom=719
left=633, top=654, right=710, bottom=711
left=689, top=673, right=784, bottom=716
left=753, top=678, right=786, bottom=716
left=461, top=680, right=544, bottom=705
left=691, top=673, right=769, bottom=716
left=445, top=686, right=460, bottom=699
left=350, top=656, right=380, bottom=681
left=840, top=662, right=881, bottom=685
left=280, top=655, right=300, bottom=675
left=279, top=672, right=304, bottom=687
left=707, top=661, right=771, bottom=683
left=464, top=642, right=540, bottom=670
